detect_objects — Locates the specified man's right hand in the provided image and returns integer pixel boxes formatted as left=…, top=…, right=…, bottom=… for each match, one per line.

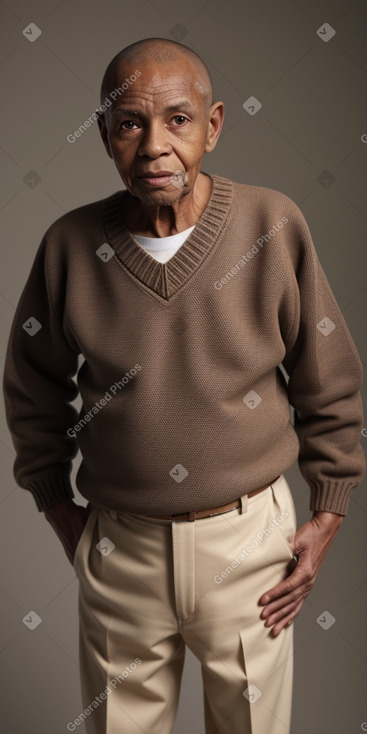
left=44, top=499, right=91, bottom=566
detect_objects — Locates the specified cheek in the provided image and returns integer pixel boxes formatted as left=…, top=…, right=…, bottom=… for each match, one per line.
left=110, top=144, right=134, bottom=169
left=110, top=133, right=135, bottom=153
left=185, top=152, right=206, bottom=170
left=180, top=135, right=208, bottom=161
left=177, top=134, right=205, bottom=156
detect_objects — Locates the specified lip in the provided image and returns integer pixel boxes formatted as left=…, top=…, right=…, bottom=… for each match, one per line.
left=138, top=171, right=177, bottom=187
left=138, top=170, right=175, bottom=178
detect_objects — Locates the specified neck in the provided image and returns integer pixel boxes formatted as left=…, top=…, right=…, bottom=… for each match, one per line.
left=123, top=172, right=212, bottom=237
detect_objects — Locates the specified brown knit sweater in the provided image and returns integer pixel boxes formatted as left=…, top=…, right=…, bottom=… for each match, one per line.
left=2, top=173, right=365, bottom=515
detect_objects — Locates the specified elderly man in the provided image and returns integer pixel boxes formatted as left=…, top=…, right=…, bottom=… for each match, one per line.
left=3, top=37, right=365, bottom=734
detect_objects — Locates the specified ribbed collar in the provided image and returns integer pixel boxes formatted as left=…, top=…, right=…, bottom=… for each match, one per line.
left=102, top=173, right=233, bottom=300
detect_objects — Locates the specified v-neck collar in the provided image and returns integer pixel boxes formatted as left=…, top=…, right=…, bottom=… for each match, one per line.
left=102, top=172, right=233, bottom=301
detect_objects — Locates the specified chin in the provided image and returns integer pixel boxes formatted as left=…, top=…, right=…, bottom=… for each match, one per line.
left=139, top=190, right=184, bottom=206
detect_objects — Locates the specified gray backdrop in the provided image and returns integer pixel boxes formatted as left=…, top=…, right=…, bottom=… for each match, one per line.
left=1, top=0, right=366, bottom=732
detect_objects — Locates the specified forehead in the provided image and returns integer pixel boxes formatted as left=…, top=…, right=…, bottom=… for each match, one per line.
left=111, top=60, right=203, bottom=105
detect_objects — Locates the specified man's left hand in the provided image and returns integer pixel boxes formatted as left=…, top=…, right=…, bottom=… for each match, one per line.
left=259, top=510, right=344, bottom=636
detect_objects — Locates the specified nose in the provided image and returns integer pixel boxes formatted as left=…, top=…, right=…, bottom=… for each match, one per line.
left=137, top=120, right=172, bottom=158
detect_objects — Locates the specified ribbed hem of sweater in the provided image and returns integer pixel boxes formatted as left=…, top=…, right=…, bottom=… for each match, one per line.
left=25, top=465, right=75, bottom=512
left=309, top=480, right=354, bottom=516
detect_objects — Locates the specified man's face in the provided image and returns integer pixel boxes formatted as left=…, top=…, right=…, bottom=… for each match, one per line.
left=98, top=59, right=219, bottom=206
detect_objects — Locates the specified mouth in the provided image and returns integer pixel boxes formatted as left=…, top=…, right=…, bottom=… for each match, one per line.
left=137, top=170, right=183, bottom=187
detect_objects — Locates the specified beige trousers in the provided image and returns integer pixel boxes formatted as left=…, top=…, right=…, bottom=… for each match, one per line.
left=71, top=474, right=297, bottom=734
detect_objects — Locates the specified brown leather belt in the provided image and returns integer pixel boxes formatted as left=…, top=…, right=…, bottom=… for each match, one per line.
left=146, top=477, right=280, bottom=522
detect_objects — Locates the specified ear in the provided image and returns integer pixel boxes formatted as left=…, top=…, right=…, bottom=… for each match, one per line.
left=205, top=101, right=225, bottom=153
left=97, top=113, right=113, bottom=159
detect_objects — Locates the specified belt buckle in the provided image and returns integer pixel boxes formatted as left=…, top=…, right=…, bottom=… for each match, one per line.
left=169, top=510, right=196, bottom=522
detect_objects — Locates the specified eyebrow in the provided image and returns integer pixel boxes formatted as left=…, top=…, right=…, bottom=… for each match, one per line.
left=111, top=100, right=195, bottom=118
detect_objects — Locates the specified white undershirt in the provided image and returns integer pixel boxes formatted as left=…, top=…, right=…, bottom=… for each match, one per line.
left=131, top=225, right=196, bottom=263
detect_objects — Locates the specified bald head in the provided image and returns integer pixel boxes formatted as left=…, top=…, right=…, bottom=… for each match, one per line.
left=100, top=37, right=214, bottom=112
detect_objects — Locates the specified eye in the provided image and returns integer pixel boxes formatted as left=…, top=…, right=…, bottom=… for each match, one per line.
left=172, top=115, right=188, bottom=125
left=119, top=120, right=139, bottom=130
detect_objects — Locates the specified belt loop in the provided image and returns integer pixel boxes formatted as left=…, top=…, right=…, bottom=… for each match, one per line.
left=109, top=509, right=117, bottom=521
left=240, top=494, right=248, bottom=514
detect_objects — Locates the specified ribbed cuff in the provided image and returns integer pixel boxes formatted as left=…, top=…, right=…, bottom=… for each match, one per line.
left=309, top=480, right=355, bottom=516
left=24, top=464, right=75, bottom=512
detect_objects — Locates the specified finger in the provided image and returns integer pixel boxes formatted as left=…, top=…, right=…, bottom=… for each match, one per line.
left=262, top=599, right=297, bottom=627
left=261, top=589, right=301, bottom=618
left=259, top=564, right=309, bottom=605
left=260, top=572, right=312, bottom=615
left=270, top=600, right=304, bottom=636
left=261, top=578, right=314, bottom=619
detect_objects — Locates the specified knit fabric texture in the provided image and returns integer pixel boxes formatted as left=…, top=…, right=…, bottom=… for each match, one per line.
left=3, top=173, right=365, bottom=515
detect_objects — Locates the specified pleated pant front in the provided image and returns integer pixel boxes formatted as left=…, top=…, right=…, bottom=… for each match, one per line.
left=71, top=474, right=297, bottom=734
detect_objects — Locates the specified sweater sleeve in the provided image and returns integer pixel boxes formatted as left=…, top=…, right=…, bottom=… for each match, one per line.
left=281, top=205, right=365, bottom=516
left=2, top=233, right=80, bottom=512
